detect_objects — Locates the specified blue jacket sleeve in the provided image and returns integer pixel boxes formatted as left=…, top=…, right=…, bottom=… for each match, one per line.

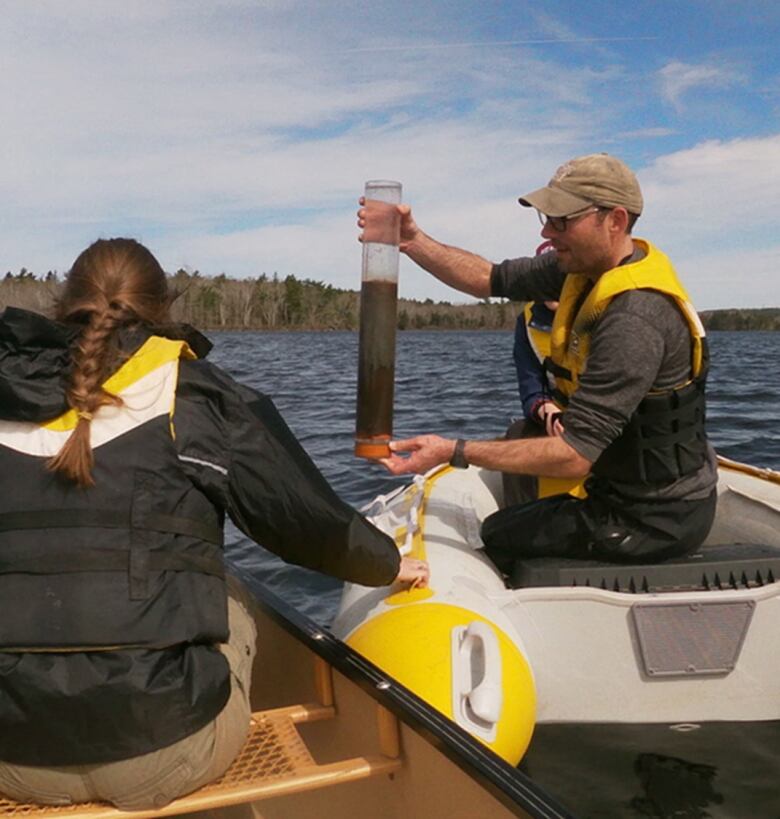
left=513, top=314, right=548, bottom=420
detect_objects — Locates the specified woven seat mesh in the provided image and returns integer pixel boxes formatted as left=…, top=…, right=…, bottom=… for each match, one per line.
left=0, top=712, right=317, bottom=816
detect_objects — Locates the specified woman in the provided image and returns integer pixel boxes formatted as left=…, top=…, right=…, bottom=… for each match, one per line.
left=0, top=238, right=427, bottom=810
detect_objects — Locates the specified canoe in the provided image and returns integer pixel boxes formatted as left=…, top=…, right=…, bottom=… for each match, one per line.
left=333, top=456, right=780, bottom=779
left=0, top=578, right=572, bottom=819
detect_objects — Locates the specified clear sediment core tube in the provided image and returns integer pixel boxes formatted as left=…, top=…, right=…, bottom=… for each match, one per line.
left=355, top=180, right=401, bottom=459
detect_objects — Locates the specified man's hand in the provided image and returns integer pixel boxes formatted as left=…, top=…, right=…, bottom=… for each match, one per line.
left=379, top=435, right=454, bottom=475
left=381, top=431, right=591, bottom=479
left=357, top=199, right=419, bottom=252
left=357, top=198, right=492, bottom=298
left=395, top=204, right=419, bottom=251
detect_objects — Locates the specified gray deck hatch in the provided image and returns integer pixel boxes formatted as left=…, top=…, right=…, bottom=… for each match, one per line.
left=631, top=600, right=755, bottom=677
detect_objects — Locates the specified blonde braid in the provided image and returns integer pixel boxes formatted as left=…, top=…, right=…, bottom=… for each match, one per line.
left=47, top=306, right=126, bottom=487
left=49, top=237, right=173, bottom=487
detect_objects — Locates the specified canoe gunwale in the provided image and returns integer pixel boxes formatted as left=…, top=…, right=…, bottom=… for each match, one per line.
left=245, top=577, right=573, bottom=819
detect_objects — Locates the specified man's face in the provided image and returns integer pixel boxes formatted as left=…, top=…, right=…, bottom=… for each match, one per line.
left=541, top=208, right=614, bottom=277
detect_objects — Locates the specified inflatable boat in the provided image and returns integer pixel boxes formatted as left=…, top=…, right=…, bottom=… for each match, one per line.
left=333, top=457, right=780, bottom=771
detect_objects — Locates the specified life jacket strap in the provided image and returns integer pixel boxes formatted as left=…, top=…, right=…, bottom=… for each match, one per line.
left=594, top=375, right=708, bottom=484
left=0, top=542, right=224, bottom=578
left=0, top=508, right=223, bottom=545
left=0, top=508, right=225, bottom=600
left=543, top=355, right=572, bottom=382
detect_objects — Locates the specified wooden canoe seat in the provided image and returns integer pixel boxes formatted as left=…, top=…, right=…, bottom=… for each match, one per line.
left=0, top=700, right=402, bottom=818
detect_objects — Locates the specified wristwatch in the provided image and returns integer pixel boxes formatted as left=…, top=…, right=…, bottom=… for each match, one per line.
left=449, top=438, right=469, bottom=469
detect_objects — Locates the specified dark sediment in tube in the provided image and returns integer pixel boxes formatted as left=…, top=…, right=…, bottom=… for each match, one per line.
left=355, top=181, right=401, bottom=459
left=355, top=278, right=398, bottom=457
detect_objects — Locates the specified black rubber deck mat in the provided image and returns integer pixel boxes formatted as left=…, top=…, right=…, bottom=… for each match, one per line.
left=510, top=543, right=780, bottom=592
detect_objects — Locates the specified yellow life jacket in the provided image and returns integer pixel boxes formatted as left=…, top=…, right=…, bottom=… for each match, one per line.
left=521, top=305, right=588, bottom=500
left=547, top=239, right=709, bottom=485
left=549, top=239, right=705, bottom=396
left=523, top=302, right=553, bottom=366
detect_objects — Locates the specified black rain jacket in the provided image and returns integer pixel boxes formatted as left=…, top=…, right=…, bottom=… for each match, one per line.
left=0, top=307, right=399, bottom=765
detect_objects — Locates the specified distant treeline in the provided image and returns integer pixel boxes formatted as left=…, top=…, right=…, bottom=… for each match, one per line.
left=0, top=268, right=519, bottom=330
left=1, top=268, right=776, bottom=331
left=698, top=308, right=780, bottom=331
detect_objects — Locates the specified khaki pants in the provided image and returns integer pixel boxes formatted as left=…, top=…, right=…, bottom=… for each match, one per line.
left=0, top=586, right=257, bottom=812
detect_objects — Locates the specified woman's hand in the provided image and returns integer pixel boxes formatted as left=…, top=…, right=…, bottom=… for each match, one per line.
left=536, top=401, right=564, bottom=437
left=394, top=556, right=430, bottom=589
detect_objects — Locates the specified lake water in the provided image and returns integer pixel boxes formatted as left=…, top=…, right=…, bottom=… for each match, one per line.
left=212, top=329, right=780, bottom=819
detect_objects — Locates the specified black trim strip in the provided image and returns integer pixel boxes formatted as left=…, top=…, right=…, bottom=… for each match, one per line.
left=0, top=509, right=223, bottom=545
left=231, top=565, right=575, bottom=819
left=630, top=431, right=705, bottom=450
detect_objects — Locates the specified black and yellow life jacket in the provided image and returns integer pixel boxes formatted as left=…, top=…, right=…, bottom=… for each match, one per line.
left=547, top=239, right=708, bottom=485
left=0, top=335, right=228, bottom=651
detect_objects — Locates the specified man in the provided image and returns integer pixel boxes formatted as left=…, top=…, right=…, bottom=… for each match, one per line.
left=359, top=153, right=717, bottom=573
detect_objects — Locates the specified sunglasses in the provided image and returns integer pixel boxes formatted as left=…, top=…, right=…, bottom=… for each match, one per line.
left=536, top=205, right=603, bottom=232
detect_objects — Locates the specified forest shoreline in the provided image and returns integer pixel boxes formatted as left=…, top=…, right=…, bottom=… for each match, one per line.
left=1, top=270, right=775, bottom=332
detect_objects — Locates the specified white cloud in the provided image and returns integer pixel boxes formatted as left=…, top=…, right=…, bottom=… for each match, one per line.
left=0, top=1, right=606, bottom=285
left=658, top=60, right=745, bottom=108
left=175, top=130, right=780, bottom=309
left=676, top=244, right=780, bottom=310
left=0, top=2, right=777, bottom=314
left=638, top=134, right=780, bottom=308
left=175, top=194, right=542, bottom=302
left=618, top=127, right=676, bottom=139
left=641, top=135, right=780, bottom=232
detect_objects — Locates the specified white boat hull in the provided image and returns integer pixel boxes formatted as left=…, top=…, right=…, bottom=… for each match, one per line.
left=334, top=459, right=780, bottom=759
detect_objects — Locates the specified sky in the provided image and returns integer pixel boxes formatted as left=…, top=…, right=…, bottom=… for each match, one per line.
left=2, top=0, right=779, bottom=309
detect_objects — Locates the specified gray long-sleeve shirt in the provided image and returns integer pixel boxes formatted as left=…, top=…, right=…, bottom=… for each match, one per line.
left=491, top=245, right=717, bottom=500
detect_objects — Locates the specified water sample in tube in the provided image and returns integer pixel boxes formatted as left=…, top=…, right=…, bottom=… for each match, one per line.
left=355, top=180, right=401, bottom=459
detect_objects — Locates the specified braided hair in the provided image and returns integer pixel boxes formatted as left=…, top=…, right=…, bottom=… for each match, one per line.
left=47, top=239, right=172, bottom=487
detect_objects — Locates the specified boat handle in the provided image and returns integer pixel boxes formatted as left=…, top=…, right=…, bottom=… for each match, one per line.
left=399, top=506, right=419, bottom=555
left=457, top=621, right=503, bottom=725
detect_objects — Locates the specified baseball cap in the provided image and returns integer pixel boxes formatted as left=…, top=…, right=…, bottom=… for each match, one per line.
left=518, top=153, right=643, bottom=217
